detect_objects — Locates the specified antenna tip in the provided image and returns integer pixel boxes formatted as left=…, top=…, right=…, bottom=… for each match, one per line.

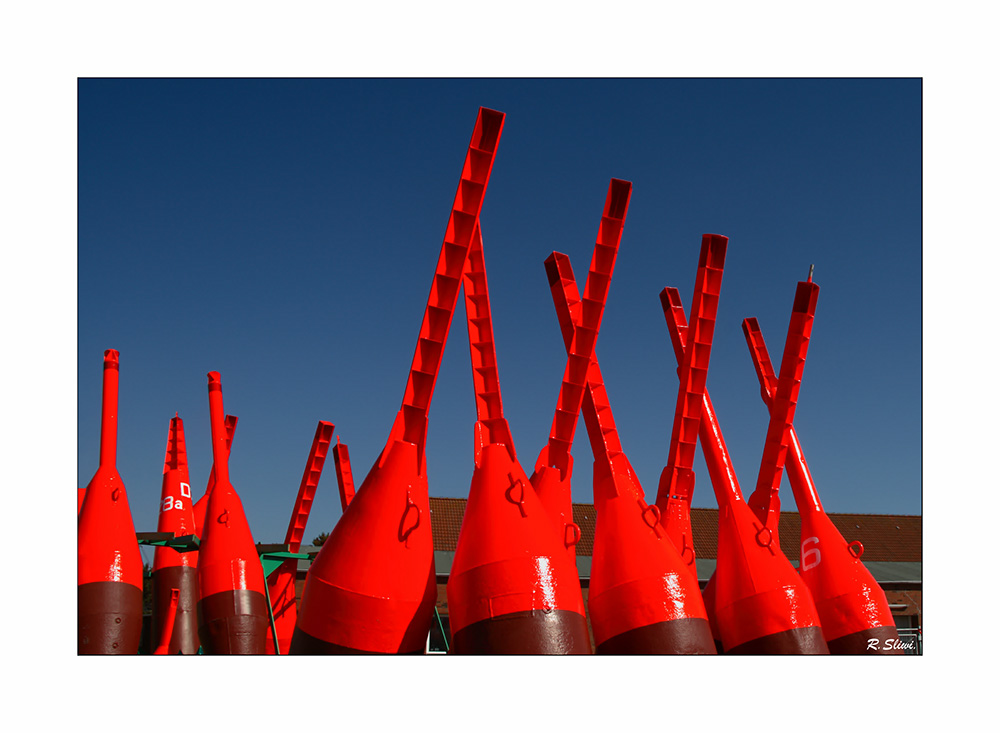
left=807, top=264, right=815, bottom=282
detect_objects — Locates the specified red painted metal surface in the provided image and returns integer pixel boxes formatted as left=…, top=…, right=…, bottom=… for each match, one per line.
left=745, top=278, right=820, bottom=548
left=152, top=414, right=201, bottom=654
left=448, top=224, right=591, bottom=654
left=655, top=234, right=727, bottom=571
left=292, top=108, right=505, bottom=654
left=192, top=414, right=237, bottom=539
left=547, top=254, right=715, bottom=654
left=530, top=179, right=631, bottom=571
left=197, top=372, right=269, bottom=654
left=266, top=421, right=334, bottom=655
left=78, top=349, right=143, bottom=654
left=153, top=589, right=180, bottom=655
left=660, top=289, right=828, bottom=653
left=742, top=313, right=901, bottom=653
left=332, top=436, right=356, bottom=511
left=78, top=487, right=86, bottom=514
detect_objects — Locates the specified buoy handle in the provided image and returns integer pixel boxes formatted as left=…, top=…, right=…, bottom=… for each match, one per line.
left=564, top=522, right=581, bottom=548
left=504, top=474, right=528, bottom=518
left=398, top=495, right=421, bottom=543
left=641, top=502, right=661, bottom=529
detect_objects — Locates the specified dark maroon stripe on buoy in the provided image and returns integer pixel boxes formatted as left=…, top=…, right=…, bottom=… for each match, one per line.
left=727, top=625, right=829, bottom=654
left=288, top=626, right=425, bottom=654
left=78, top=581, right=142, bottom=654
left=451, top=609, right=591, bottom=654
left=152, top=566, right=200, bottom=654
left=197, top=589, right=269, bottom=654
left=827, top=625, right=906, bottom=655
left=596, top=617, right=716, bottom=655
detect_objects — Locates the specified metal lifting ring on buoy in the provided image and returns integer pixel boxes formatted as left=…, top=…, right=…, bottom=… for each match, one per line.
left=504, top=473, right=528, bottom=518
left=564, top=522, right=581, bottom=548
left=680, top=538, right=695, bottom=566
left=641, top=502, right=661, bottom=530
left=847, top=540, right=864, bottom=558
left=754, top=524, right=772, bottom=548
left=398, top=494, right=420, bottom=543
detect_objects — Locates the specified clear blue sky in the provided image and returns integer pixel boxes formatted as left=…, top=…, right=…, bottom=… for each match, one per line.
left=78, top=79, right=920, bottom=547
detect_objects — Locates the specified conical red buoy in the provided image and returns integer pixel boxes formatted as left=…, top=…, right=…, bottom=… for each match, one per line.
left=660, top=288, right=828, bottom=654
left=78, top=349, right=143, bottom=654
left=656, top=235, right=727, bottom=572
left=291, top=107, right=505, bottom=654
left=153, top=588, right=180, bottom=655
left=152, top=413, right=200, bottom=654
left=196, top=372, right=269, bottom=654
left=448, top=225, right=591, bottom=654
left=192, top=414, right=236, bottom=540
left=265, top=421, right=334, bottom=655
left=531, top=179, right=631, bottom=573
left=546, top=253, right=715, bottom=654
left=742, top=308, right=902, bottom=653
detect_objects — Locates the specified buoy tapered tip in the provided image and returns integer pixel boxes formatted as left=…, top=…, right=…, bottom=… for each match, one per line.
left=207, top=372, right=223, bottom=392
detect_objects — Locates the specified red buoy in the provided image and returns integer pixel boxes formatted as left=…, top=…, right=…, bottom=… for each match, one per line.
left=265, top=421, right=334, bottom=654
left=546, top=254, right=715, bottom=654
left=78, top=349, right=143, bottom=654
left=197, top=372, right=269, bottom=654
left=742, top=312, right=902, bottom=653
left=291, top=107, right=505, bottom=654
left=656, top=235, right=727, bottom=572
left=152, top=413, right=201, bottom=654
left=447, top=225, right=591, bottom=654
left=192, top=414, right=237, bottom=540
left=660, top=289, right=828, bottom=653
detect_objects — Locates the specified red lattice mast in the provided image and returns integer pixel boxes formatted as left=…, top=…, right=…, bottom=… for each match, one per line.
left=656, top=234, right=728, bottom=569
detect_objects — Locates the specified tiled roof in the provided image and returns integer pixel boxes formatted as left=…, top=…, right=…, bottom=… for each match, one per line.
left=428, top=496, right=921, bottom=562
left=427, top=496, right=467, bottom=552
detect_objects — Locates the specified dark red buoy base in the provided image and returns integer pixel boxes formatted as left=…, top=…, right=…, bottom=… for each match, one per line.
left=596, top=617, right=716, bottom=655
left=451, top=609, right=591, bottom=654
left=727, top=625, right=829, bottom=654
left=827, top=625, right=905, bottom=655
left=78, top=582, right=143, bottom=654
left=197, top=589, right=270, bottom=654
left=288, top=626, right=426, bottom=654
